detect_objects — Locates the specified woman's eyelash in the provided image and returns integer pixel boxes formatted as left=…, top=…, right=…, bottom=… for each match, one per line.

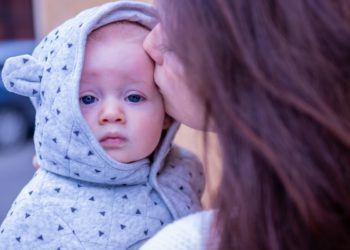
left=158, top=44, right=170, bottom=53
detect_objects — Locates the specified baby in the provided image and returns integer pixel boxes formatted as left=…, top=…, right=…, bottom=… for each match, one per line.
left=0, top=1, right=204, bottom=249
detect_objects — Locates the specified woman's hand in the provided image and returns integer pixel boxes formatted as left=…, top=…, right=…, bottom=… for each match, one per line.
left=32, top=155, right=40, bottom=169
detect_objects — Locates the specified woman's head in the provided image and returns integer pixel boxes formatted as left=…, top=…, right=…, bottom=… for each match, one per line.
left=143, top=24, right=209, bottom=130
left=146, top=0, right=350, bottom=249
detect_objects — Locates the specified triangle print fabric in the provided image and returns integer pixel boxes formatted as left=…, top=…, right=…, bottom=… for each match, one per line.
left=0, top=1, right=205, bottom=249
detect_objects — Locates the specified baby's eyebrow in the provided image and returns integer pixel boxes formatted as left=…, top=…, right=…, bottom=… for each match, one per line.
left=124, top=81, right=152, bottom=89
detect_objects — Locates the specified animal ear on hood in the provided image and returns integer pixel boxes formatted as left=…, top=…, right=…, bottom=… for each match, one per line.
left=1, top=54, right=44, bottom=98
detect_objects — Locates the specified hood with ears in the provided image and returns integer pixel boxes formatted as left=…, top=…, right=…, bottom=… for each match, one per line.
left=1, top=1, right=180, bottom=185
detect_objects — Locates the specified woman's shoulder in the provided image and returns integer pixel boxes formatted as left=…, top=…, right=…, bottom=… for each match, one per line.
left=140, top=209, right=216, bottom=250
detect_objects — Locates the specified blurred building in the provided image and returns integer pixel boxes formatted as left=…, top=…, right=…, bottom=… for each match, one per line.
left=0, top=0, right=34, bottom=40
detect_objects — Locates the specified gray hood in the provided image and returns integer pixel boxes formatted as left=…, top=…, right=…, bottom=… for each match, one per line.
left=2, top=1, right=180, bottom=185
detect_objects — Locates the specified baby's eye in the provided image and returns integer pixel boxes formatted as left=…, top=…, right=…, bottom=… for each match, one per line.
left=80, top=95, right=97, bottom=105
left=126, top=94, right=144, bottom=103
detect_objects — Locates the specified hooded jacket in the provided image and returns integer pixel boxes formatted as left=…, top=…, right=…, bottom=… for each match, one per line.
left=0, top=1, right=205, bottom=249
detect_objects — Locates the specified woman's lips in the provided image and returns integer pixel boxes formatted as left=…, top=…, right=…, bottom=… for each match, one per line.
left=100, top=134, right=127, bottom=148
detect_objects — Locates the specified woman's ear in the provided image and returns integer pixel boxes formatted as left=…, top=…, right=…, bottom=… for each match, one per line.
left=163, top=115, right=173, bottom=129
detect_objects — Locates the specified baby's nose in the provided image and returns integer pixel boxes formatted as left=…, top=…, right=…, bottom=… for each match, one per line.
left=99, top=103, right=126, bottom=124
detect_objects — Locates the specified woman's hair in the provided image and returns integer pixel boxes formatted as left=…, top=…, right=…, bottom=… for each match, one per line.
left=157, top=0, right=350, bottom=249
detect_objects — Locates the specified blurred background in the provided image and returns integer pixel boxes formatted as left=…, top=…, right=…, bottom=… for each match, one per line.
left=0, top=0, right=37, bottom=222
left=0, top=0, right=220, bottom=222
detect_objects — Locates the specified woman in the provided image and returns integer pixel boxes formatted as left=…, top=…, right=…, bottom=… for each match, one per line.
left=142, top=0, right=350, bottom=249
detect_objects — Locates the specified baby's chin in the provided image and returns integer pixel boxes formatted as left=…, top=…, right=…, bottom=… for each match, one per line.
left=106, top=150, right=150, bottom=164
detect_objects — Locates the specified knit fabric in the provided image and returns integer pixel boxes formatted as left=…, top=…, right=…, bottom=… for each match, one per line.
left=140, top=210, right=217, bottom=250
left=0, top=1, right=205, bottom=249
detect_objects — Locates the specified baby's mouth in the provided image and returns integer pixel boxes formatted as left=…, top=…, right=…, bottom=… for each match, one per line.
left=100, top=133, right=127, bottom=148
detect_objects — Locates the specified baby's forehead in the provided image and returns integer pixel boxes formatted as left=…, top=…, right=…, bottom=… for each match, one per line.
left=89, top=21, right=150, bottom=44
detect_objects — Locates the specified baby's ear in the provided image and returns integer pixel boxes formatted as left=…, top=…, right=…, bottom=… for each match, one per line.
left=163, top=115, right=173, bottom=129
left=1, top=55, right=44, bottom=98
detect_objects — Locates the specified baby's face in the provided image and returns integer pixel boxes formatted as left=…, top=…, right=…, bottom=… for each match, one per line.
left=79, top=26, right=167, bottom=163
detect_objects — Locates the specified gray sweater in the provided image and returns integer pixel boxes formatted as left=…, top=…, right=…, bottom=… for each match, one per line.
left=0, top=1, right=205, bottom=249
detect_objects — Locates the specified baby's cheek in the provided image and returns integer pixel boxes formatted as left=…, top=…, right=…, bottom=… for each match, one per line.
left=137, top=119, right=163, bottom=148
left=80, top=107, right=89, bottom=121
left=80, top=107, right=95, bottom=130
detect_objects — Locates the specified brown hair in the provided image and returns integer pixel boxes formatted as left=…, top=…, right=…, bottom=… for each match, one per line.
left=157, top=0, right=350, bottom=249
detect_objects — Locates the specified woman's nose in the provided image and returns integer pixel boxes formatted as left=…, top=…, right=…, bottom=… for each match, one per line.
left=143, top=24, right=164, bottom=65
left=99, top=102, right=126, bottom=125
